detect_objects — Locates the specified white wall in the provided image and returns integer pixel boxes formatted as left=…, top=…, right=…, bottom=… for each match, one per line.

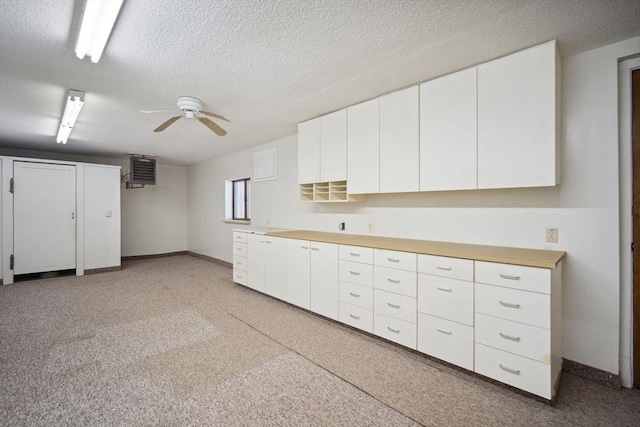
left=188, top=36, right=640, bottom=378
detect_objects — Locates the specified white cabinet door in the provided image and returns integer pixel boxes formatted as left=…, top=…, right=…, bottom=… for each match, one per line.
left=310, top=241, right=339, bottom=320
left=287, top=239, right=311, bottom=309
left=247, top=234, right=266, bottom=292
left=347, top=98, right=379, bottom=194
left=298, top=118, right=321, bottom=184
left=84, top=165, right=121, bottom=270
left=14, top=162, right=76, bottom=274
left=265, top=236, right=287, bottom=300
left=379, top=86, right=420, bottom=193
left=477, top=40, right=559, bottom=189
left=420, top=67, right=477, bottom=191
left=320, top=109, right=347, bottom=182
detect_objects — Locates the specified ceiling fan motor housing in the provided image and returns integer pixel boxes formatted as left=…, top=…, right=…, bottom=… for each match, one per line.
left=177, top=96, right=203, bottom=112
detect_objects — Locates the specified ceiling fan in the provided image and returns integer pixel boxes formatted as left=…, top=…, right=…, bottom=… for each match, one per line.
left=141, top=96, right=229, bottom=136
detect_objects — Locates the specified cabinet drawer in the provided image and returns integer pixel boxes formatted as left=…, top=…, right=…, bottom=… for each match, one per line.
left=233, top=241, right=247, bottom=257
left=339, top=281, right=373, bottom=309
left=374, top=313, right=416, bottom=349
left=418, top=275, right=473, bottom=326
left=417, top=313, right=474, bottom=371
left=475, top=283, right=549, bottom=329
left=233, top=269, right=247, bottom=285
left=339, top=245, right=373, bottom=264
left=373, top=289, right=416, bottom=324
left=373, top=266, right=417, bottom=297
left=475, top=313, right=550, bottom=363
left=418, top=254, right=474, bottom=281
left=475, top=343, right=551, bottom=399
left=374, top=249, right=417, bottom=271
left=233, top=254, right=247, bottom=272
left=339, top=260, right=374, bottom=287
left=233, top=231, right=248, bottom=243
left=339, top=302, right=373, bottom=333
left=475, top=261, right=551, bottom=294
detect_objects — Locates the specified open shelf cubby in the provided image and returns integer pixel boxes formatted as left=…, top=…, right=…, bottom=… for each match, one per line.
left=299, top=181, right=365, bottom=202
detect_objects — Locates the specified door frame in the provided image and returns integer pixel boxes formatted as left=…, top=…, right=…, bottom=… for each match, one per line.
left=619, top=56, right=640, bottom=388
left=1, top=157, right=86, bottom=285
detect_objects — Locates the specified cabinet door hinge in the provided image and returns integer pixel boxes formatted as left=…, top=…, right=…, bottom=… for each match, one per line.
left=10, top=254, right=14, bottom=270
left=632, top=242, right=635, bottom=252
left=9, top=178, right=14, bottom=194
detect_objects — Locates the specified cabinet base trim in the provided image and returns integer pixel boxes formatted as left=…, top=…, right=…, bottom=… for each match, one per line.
left=562, top=359, right=621, bottom=390
left=85, top=266, right=121, bottom=275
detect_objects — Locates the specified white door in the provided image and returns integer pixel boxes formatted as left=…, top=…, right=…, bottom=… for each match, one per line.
left=320, top=109, right=347, bottom=182
left=298, top=118, right=321, bottom=184
left=347, top=98, right=380, bottom=194
left=310, top=241, right=339, bottom=320
left=287, top=239, right=311, bottom=309
left=14, top=162, right=76, bottom=274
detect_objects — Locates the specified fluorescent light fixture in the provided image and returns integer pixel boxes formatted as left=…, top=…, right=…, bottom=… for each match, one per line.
left=75, top=0, right=124, bottom=63
left=56, top=90, right=85, bottom=144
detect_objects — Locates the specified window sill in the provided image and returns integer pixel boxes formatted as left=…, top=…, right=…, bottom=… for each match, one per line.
left=223, top=219, right=251, bottom=224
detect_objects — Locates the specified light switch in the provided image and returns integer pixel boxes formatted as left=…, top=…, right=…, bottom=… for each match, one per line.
left=105, top=209, right=112, bottom=218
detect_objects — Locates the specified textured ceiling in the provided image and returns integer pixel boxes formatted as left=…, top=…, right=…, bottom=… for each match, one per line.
left=0, top=0, right=639, bottom=165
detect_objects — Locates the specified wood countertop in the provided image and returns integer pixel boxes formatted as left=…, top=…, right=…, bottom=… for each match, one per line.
left=267, top=230, right=565, bottom=269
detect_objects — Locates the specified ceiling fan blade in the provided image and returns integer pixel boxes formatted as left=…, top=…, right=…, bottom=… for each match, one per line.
left=200, top=110, right=230, bottom=122
left=198, top=117, right=227, bottom=136
left=141, top=109, right=176, bottom=114
left=153, top=116, right=182, bottom=132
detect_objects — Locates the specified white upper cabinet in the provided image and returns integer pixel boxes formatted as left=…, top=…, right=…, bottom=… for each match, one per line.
left=320, top=109, right=347, bottom=182
left=347, top=98, right=380, bottom=194
left=420, top=67, right=477, bottom=191
left=298, top=118, right=321, bottom=184
left=298, top=109, right=346, bottom=185
left=477, top=40, right=560, bottom=189
left=379, top=86, right=420, bottom=193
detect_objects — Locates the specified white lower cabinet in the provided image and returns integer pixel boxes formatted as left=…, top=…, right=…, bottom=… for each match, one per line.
left=287, top=239, right=311, bottom=309
left=473, top=261, right=562, bottom=400
left=417, top=313, right=474, bottom=371
left=475, top=343, right=552, bottom=399
left=339, top=301, right=373, bottom=333
left=234, top=233, right=563, bottom=400
left=374, top=313, right=416, bottom=348
left=309, top=242, right=339, bottom=320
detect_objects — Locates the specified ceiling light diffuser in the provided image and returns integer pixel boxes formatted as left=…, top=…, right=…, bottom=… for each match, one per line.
left=56, top=90, right=85, bottom=144
left=75, top=0, right=124, bottom=63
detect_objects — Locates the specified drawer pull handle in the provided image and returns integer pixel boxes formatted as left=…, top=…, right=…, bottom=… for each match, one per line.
left=387, top=278, right=400, bottom=284
left=235, top=275, right=242, bottom=279
left=499, top=301, right=521, bottom=309
left=387, top=326, right=400, bottom=334
left=349, top=271, right=361, bottom=276
left=301, top=245, right=309, bottom=249
left=387, top=258, right=400, bottom=263
left=436, top=328, right=452, bottom=335
left=436, top=286, right=452, bottom=292
left=436, top=266, right=452, bottom=271
left=499, top=274, right=521, bottom=280
left=499, top=332, right=521, bottom=342
left=387, top=303, right=400, bottom=309
left=499, top=364, right=521, bottom=375
left=265, top=241, right=272, bottom=244
left=349, top=252, right=361, bottom=257
left=236, top=248, right=242, bottom=251
left=311, top=247, right=319, bottom=251
left=349, top=292, right=360, bottom=298
left=349, top=314, right=360, bottom=320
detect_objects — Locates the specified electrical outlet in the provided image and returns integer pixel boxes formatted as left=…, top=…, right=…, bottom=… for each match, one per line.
left=368, top=222, right=374, bottom=233
left=545, top=227, right=558, bottom=243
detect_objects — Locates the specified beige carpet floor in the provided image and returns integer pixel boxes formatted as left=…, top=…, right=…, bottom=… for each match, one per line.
left=1, top=255, right=639, bottom=426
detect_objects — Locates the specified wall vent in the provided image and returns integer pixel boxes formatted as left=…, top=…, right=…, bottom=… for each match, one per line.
left=130, top=157, right=156, bottom=185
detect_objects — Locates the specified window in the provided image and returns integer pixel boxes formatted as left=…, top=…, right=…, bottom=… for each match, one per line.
left=225, top=178, right=250, bottom=222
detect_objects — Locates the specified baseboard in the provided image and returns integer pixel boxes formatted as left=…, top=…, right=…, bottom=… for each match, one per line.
left=562, top=358, right=622, bottom=389
left=121, top=251, right=188, bottom=261
left=187, top=251, right=233, bottom=268
left=85, top=266, right=121, bottom=275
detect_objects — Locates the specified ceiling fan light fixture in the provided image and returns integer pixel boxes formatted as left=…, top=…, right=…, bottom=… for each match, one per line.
left=75, top=0, right=124, bottom=63
left=57, top=90, right=85, bottom=144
